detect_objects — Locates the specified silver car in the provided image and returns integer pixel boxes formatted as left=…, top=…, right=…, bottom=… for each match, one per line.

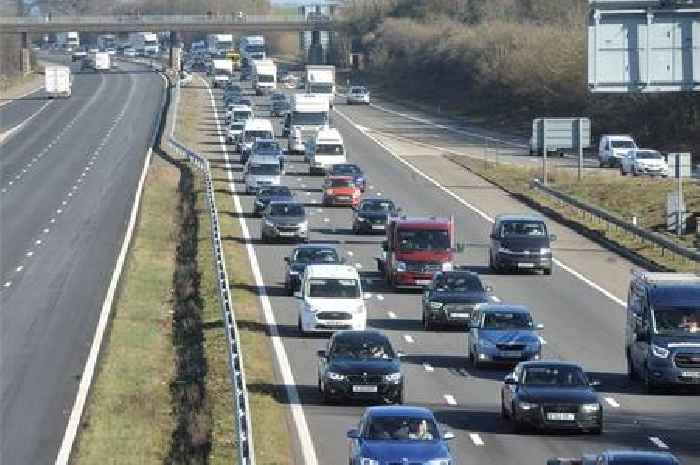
left=346, top=86, right=370, bottom=105
left=261, top=201, right=308, bottom=243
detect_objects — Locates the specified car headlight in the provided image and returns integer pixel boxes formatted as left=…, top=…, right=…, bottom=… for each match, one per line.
left=326, top=371, right=345, bottom=381
left=360, top=459, right=378, bottom=465
left=383, top=372, right=402, bottom=383
left=581, top=403, right=600, bottom=413
left=479, top=338, right=496, bottom=348
left=498, top=247, right=511, bottom=254
left=428, top=460, right=451, bottom=465
left=517, top=401, right=538, bottom=410
left=429, top=301, right=443, bottom=310
left=539, top=248, right=551, bottom=255
left=651, top=344, right=670, bottom=359
left=394, top=261, right=406, bottom=272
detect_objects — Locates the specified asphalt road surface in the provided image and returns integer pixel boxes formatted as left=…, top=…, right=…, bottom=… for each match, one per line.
left=0, top=60, right=164, bottom=465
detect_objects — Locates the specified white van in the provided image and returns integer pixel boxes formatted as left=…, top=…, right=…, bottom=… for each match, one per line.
left=598, top=134, right=637, bottom=168
left=239, top=119, right=275, bottom=160
left=244, top=157, right=282, bottom=194
left=306, top=127, right=346, bottom=175
left=296, top=264, right=367, bottom=334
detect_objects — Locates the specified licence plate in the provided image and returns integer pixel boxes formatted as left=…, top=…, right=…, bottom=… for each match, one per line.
left=279, top=231, right=296, bottom=236
left=353, top=385, right=378, bottom=393
left=517, top=263, right=535, bottom=268
left=502, top=351, right=522, bottom=358
left=371, top=225, right=386, bottom=230
left=450, top=313, right=470, bottom=319
left=547, top=412, right=575, bottom=421
left=415, top=280, right=432, bottom=286
left=682, top=371, right=700, bottom=378
left=337, top=196, right=350, bottom=201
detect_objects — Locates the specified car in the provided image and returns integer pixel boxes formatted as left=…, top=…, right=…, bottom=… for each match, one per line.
left=225, top=104, right=253, bottom=126
left=244, top=157, right=282, bottom=194
left=501, top=360, right=603, bottom=434
left=261, top=201, right=308, bottom=243
left=625, top=271, right=700, bottom=392
left=251, top=138, right=286, bottom=171
left=352, top=198, right=398, bottom=234
left=322, top=176, right=361, bottom=207
left=620, top=149, right=669, bottom=177
left=317, top=330, right=404, bottom=403
left=488, top=214, right=556, bottom=275
left=347, top=406, right=455, bottom=465
left=297, top=264, right=366, bottom=333
left=254, top=185, right=294, bottom=216
left=271, top=100, right=290, bottom=117
left=239, top=119, right=275, bottom=162
left=227, top=121, right=246, bottom=144
left=547, top=450, right=681, bottom=465
left=328, top=163, right=366, bottom=192
left=468, top=304, right=544, bottom=367
left=598, top=134, right=637, bottom=167
left=422, top=270, right=492, bottom=330
left=346, top=85, right=370, bottom=105
left=284, top=244, right=341, bottom=295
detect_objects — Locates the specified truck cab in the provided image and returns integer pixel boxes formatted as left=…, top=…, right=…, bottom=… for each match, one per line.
left=288, top=94, right=330, bottom=155
left=252, top=59, right=277, bottom=96
left=377, top=216, right=461, bottom=288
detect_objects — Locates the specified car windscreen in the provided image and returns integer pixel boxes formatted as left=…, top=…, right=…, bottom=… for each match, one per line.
left=308, top=83, right=333, bottom=93
left=365, top=416, right=438, bottom=441
left=397, top=229, right=450, bottom=251
left=233, top=111, right=251, bottom=121
left=482, top=312, right=532, bottom=330
left=244, top=130, right=272, bottom=142
left=269, top=203, right=304, bottom=216
left=249, top=164, right=280, bottom=175
left=653, top=307, right=700, bottom=335
left=292, top=111, right=327, bottom=126
left=636, top=151, right=663, bottom=160
left=500, top=221, right=546, bottom=237
left=331, top=334, right=394, bottom=359
left=360, top=200, right=394, bottom=213
left=611, top=140, right=635, bottom=149
left=293, top=248, right=339, bottom=264
left=435, top=275, right=483, bottom=293
left=255, top=141, right=280, bottom=151
left=259, top=186, right=291, bottom=198
left=329, top=179, right=354, bottom=188
left=521, top=366, right=587, bottom=387
left=316, top=144, right=344, bottom=156
left=308, top=278, right=360, bottom=299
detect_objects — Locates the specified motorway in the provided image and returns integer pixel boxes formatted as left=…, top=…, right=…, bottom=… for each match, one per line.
left=197, top=72, right=700, bottom=465
left=0, top=59, right=164, bottom=465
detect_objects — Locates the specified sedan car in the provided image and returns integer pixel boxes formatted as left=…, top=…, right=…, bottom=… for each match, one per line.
left=254, top=185, right=294, bottom=216
left=284, top=244, right=341, bottom=294
left=328, top=163, right=366, bottom=191
left=347, top=85, right=370, bottom=105
left=352, top=198, right=398, bottom=234
left=261, top=201, right=308, bottom=243
left=468, top=304, right=543, bottom=367
left=318, top=330, right=404, bottom=403
left=501, top=361, right=603, bottom=434
left=620, top=149, right=669, bottom=177
left=347, top=406, right=454, bottom=465
left=422, top=270, right=491, bottom=330
left=322, top=176, right=361, bottom=207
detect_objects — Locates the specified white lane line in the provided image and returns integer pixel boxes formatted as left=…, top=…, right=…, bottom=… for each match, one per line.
left=26, top=251, right=33, bottom=257
left=423, top=363, right=434, bottom=372
left=444, top=394, right=457, bottom=405
left=387, top=311, right=397, bottom=319
left=3, top=281, right=11, bottom=288
left=50, top=218, right=56, bottom=223
left=354, top=262, right=363, bottom=269
left=323, top=217, right=330, bottom=223
left=604, top=397, right=620, bottom=408
left=346, top=251, right=354, bottom=257
left=0, top=100, right=52, bottom=145
left=538, top=336, right=547, bottom=345
left=469, top=433, right=485, bottom=446
left=334, top=108, right=627, bottom=309
left=202, top=77, right=318, bottom=465
left=377, top=294, right=384, bottom=301
left=43, top=228, right=49, bottom=233
left=35, top=240, right=42, bottom=245
left=403, top=334, right=415, bottom=343
left=649, top=437, right=670, bottom=449
left=490, top=295, right=501, bottom=303
left=15, top=265, right=23, bottom=272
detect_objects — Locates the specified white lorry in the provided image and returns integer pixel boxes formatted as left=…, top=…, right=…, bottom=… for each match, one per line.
left=305, top=65, right=335, bottom=108
left=84, top=52, right=110, bottom=71
left=129, top=32, right=159, bottom=57
left=286, top=93, right=330, bottom=154
left=56, top=32, right=80, bottom=52
left=207, top=34, right=234, bottom=58
left=252, top=59, right=277, bottom=95
left=239, top=35, right=266, bottom=65
left=210, top=59, right=233, bottom=88
left=44, top=65, right=72, bottom=98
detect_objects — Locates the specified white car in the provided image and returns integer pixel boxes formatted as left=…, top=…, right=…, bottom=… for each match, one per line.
left=620, top=149, right=669, bottom=177
left=297, top=264, right=367, bottom=334
left=346, top=85, right=370, bottom=105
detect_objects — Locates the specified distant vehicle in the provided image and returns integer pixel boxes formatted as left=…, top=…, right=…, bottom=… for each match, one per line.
left=547, top=450, right=681, bottom=465
left=207, top=33, right=234, bottom=58
left=626, top=272, right=700, bottom=393
left=254, top=185, right=294, bottom=216
left=501, top=361, right=603, bottom=434
left=252, top=58, right=276, bottom=95
left=347, top=406, right=454, bottom=465
left=317, top=330, right=404, bottom=403
left=96, top=34, right=116, bottom=52
left=422, top=270, right=491, bottom=330
left=239, top=34, right=265, bottom=65
left=239, top=119, right=274, bottom=161
left=347, top=85, right=370, bottom=105
left=227, top=121, right=246, bottom=144
left=71, top=48, right=87, bottom=62
left=598, top=134, right=637, bottom=167
left=244, top=157, right=281, bottom=194
left=305, top=65, right=335, bottom=108
left=271, top=100, right=289, bottom=117
left=261, top=201, right=308, bottom=243
left=297, top=264, right=366, bottom=333
left=620, top=149, right=669, bottom=177
left=328, top=163, right=366, bottom=191
left=468, top=304, right=544, bottom=367
left=322, top=176, right=361, bottom=207
left=56, top=31, right=80, bottom=52
left=225, top=104, right=252, bottom=126
left=352, top=198, right=398, bottom=235
left=210, top=59, right=233, bottom=88
left=44, top=65, right=71, bottom=98
left=284, top=244, right=341, bottom=295
left=287, top=93, right=329, bottom=154
left=306, top=127, right=346, bottom=175
left=129, top=32, right=159, bottom=57
left=488, top=214, right=556, bottom=275
left=123, top=47, right=137, bottom=58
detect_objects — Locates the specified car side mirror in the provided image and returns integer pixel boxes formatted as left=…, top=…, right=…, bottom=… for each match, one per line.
left=317, top=349, right=327, bottom=358
left=346, top=429, right=360, bottom=439
left=536, top=323, right=544, bottom=330
left=443, top=431, right=455, bottom=441
left=504, top=374, right=518, bottom=385
left=549, top=234, right=558, bottom=242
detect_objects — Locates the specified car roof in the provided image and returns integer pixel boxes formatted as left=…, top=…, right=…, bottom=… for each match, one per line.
left=495, top=213, right=545, bottom=223
left=366, top=406, right=434, bottom=418
left=477, top=304, right=530, bottom=314
left=305, top=264, right=359, bottom=279
left=316, top=127, right=342, bottom=141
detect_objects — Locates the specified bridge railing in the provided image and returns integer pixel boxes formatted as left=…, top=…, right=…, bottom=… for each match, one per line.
left=0, top=14, right=331, bottom=25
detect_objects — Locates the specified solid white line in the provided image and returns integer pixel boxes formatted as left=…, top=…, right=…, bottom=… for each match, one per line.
left=4, top=281, right=11, bottom=287
left=404, top=334, right=415, bottom=343
left=202, top=77, right=318, bottom=465
left=0, top=100, right=52, bottom=145
left=444, top=394, right=457, bottom=405
left=469, top=433, right=485, bottom=446
left=423, top=363, right=434, bottom=372
left=334, top=108, right=627, bottom=309
left=604, top=397, right=620, bottom=408
left=387, top=311, right=397, bottom=319
left=16, top=266, right=23, bottom=272
left=649, top=436, right=670, bottom=449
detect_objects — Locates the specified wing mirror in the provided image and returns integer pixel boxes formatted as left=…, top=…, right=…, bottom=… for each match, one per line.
left=504, top=374, right=518, bottom=385
left=284, top=257, right=290, bottom=263
left=346, top=429, right=360, bottom=439
left=443, top=431, right=455, bottom=441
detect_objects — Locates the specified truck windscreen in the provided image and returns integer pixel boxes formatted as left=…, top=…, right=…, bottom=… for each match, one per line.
left=258, top=75, right=275, bottom=83
left=247, top=45, right=265, bottom=53
left=316, top=144, right=344, bottom=155
left=397, top=229, right=450, bottom=251
left=292, top=111, right=327, bottom=126
left=308, top=83, right=333, bottom=94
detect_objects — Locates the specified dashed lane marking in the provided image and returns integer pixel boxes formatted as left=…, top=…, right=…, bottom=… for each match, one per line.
left=404, top=335, right=415, bottom=343
left=469, top=433, right=485, bottom=446
left=604, top=397, right=620, bottom=408
left=444, top=394, right=457, bottom=406
left=387, top=311, right=397, bottom=319
left=649, top=437, right=669, bottom=449
left=423, top=363, right=434, bottom=372
left=490, top=295, right=501, bottom=303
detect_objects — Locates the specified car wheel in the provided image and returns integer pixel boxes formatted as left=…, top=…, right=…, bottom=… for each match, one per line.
left=543, top=267, right=552, bottom=276
left=643, top=364, right=658, bottom=394
left=512, top=410, right=524, bottom=433
left=471, top=347, right=481, bottom=369
left=500, top=396, right=509, bottom=419
left=286, top=282, right=294, bottom=296
left=620, top=166, right=626, bottom=176
left=590, top=424, right=603, bottom=435
left=632, top=167, right=639, bottom=176
left=626, top=352, right=638, bottom=380
left=422, top=311, right=431, bottom=331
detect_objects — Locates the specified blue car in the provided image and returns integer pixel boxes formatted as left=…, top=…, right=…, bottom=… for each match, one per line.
left=253, top=186, right=294, bottom=215
left=347, top=406, right=454, bottom=465
left=468, top=304, right=544, bottom=368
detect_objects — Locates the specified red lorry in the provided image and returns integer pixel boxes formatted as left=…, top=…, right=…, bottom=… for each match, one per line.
left=376, top=216, right=462, bottom=288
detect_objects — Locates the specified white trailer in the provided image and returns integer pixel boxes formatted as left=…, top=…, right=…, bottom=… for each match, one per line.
left=210, top=59, right=233, bottom=88
left=94, top=52, right=111, bottom=71
left=305, top=65, right=335, bottom=108
left=129, top=32, right=159, bottom=56
left=44, top=65, right=71, bottom=98
left=207, top=34, right=234, bottom=58
left=252, top=59, right=276, bottom=95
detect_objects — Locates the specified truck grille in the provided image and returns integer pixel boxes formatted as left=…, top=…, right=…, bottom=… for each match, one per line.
left=675, top=353, right=700, bottom=368
left=316, top=312, right=352, bottom=321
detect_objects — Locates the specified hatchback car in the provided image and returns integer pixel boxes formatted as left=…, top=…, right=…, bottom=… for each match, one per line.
left=620, top=149, right=669, bottom=177
left=422, top=270, right=491, bottom=330
left=254, top=185, right=294, bottom=216
left=347, top=406, right=454, bottom=465
left=489, top=214, right=556, bottom=275
left=261, top=201, right=308, bottom=243
left=322, top=176, right=361, bottom=207
left=284, top=244, right=341, bottom=294
left=317, top=330, right=404, bottom=403
left=347, top=85, right=371, bottom=105
left=352, top=198, right=398, bottom=234
left=328, top=163, right=366, bottom=191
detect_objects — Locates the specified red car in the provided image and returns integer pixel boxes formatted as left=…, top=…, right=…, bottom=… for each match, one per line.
left=322, top=175, right=361, bottom=207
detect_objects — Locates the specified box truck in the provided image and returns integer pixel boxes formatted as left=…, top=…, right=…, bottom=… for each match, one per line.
left=210, top=59, right=233, bottom=88
left=305, top=65, right=335, bottom=108
left=56, top=32, right=80, bottom=52
left=129, top=32, right=159, bottom=56
left=252, top=59, right=277, bottom=95
left=207, top=34, right=234, bottom=58
left=44, top=65, right=72, bottom=98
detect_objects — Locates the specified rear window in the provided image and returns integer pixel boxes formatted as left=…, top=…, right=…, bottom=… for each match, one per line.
left=500, top=221, right=546, bottom=237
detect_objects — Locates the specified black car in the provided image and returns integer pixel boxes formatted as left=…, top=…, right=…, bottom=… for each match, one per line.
left=284, top=245, right=341, bottom=294
left=352, top=198, right=398, bottom=235
left=489, top=214, right=556, bottom=275
left=329, top=163, right=367, bottom=191
left=422, top=271, right=491, bottom=330
left=317, top=330, right=404, bottom=404
left=501, top=361, right=603, bottom=434
left=254, top=186, right=294, bottom=215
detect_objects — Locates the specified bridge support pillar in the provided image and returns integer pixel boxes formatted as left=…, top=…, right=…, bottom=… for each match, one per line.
left=20, top=32, right=32, bottom=74
left=169, top=31, right=181, bottom=71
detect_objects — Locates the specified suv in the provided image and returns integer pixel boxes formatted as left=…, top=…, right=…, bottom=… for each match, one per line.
left=284, top=245, right=342, bottom=295
left=244, top=157, right=281, bottom=194
left=422, top=270, right=491, bottom=330
left=261, top=201, right=308, bottom=243
left=352, top=198, right=398, bottom=234
left=489, top=214, right=556, bottom=275
left=625, top=272, right=700, bottom=392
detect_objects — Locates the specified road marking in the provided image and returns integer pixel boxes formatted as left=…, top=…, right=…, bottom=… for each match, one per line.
left=26, top=251, right=33, bottom=257
left=50, top=218, right=56, bottom=223
left=43, top=228, right=49, bottom=233
left=377, top=294, right=384, bottom=301
left=444, top=394, right=457, bottom=405
left=35, top=240, right=42, bottom=245
left=376, top=192, right=382, bottom=196
left=404, top=334, right=415, bottom=343
left=387, top=311, right=397, bottom=319
left=334, top=108, right=627, bottom=309
left=62, top=200, right=67, bottom=205
left=423, top=363, right=434, bottom=372
left=354, top=262, right=363, bottom=269
left=323, top=217, right=330, bottom=222
left=469, top=433, right=485, bottom=446
left=490, top=295, right=501, bottom=303
left=604, top=397, right=620, bottom=408
left=15, top=266, right=23, bottom=272
left=538, top=336, right=547, bottom=345
left=3, top=281, right=11, bottom=288
left=346, top=251, right=354, bottom=256
left=649, top=437, right=669, bottom=449
left=56, top=209, right=62, bottom=214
